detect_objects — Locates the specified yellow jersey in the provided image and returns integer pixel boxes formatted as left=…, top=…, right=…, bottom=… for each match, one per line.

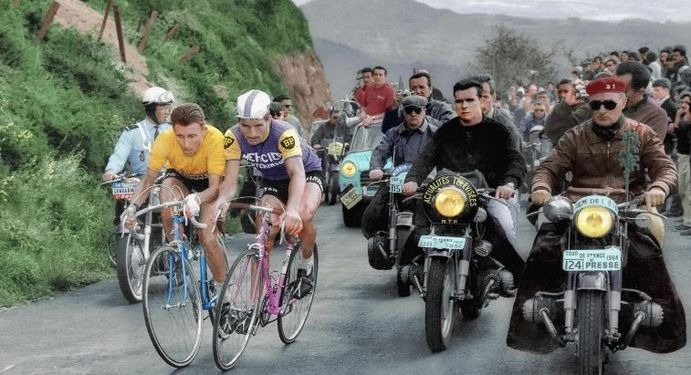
left=149, top=124, right=226, bottom=179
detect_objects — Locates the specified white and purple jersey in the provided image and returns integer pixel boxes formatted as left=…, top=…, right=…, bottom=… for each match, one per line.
left=224, top=120, right=321, bottom=181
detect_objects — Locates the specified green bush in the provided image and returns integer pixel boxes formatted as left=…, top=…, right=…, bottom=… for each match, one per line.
left=0, top=154, right=112, bottom=306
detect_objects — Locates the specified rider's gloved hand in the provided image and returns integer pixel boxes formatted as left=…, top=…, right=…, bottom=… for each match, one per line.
left=122, top=203, right=138, bottom=229
left=403, top=181, right=418, bottom=196
left=495, top=182, right=515, bottom=200
left=184, top=193, right=201, bottom=217
left=102, top=170, right=116, bottom=182
left=645, top=187, right=666, bottom=211
left=531, top=189, right=552, bottom=205
left=369, top=169, right=384, bottom=181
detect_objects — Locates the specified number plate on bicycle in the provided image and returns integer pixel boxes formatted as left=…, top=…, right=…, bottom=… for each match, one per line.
left=418, top=235, right=466, bottom=250
left=111, top=180, right=139, bottom=200
left=562, top=247, right=621, bottom=271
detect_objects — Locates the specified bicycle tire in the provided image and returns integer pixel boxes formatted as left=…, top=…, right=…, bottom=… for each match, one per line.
left=142, top=246, right=202, bottom=368
left=213, top=248, right=263, bottom=371
left=116, top=233, right=146, bottom=303
left=277, top=243, right=319, bottom=344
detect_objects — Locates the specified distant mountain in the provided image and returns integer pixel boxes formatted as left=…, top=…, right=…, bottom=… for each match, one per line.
left=301, top=0, right=691, bottom=98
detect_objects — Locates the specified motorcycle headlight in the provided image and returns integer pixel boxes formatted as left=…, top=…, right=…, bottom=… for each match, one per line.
left=574, top=206, right=615, bottom=238
left=341, top=161, right=357, bottom=177
left=434, top=187, right=466, bottom=218
left=543, top=196, right=573, bottom=222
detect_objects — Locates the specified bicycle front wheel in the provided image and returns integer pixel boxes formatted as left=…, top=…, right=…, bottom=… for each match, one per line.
left=142, top=246, right=202, bottom=368
left=213, top=248, right=263, bottom=371
left=277, top=243, right=319, bottom=344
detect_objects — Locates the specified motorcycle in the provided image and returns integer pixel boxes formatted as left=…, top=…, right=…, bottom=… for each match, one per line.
left=104, top=174, right=165, bottom=303
left=522, top=187, right=666, bottom=374
left=315, top=136, right=348, bottom=205
left=411, top=170, right=516, bottom=352
left=365, top=164, right=420, bottom=297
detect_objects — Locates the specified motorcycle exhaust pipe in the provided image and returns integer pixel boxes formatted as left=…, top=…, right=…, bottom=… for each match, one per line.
left=540, top=308, right=567, bottom=347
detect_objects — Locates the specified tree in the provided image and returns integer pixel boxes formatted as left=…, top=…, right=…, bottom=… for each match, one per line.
left=473, top=25, right=558, bottom=96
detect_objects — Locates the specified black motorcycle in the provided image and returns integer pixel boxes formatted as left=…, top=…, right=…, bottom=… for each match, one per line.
left=366, top=164, right=420, bottom=297
left=522, top=188, right=666, bottom=374
left=411, top=170, right=516, bottom=352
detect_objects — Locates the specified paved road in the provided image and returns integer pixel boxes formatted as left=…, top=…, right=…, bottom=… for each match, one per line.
left=1, top=203, right=690, bottom=374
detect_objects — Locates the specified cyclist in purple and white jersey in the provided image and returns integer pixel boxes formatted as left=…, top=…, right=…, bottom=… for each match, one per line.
left=214, top=90, right=323, bottom=284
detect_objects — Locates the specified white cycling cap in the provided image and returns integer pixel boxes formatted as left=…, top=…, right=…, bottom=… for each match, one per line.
left=236, top=89, right=271, bottom=119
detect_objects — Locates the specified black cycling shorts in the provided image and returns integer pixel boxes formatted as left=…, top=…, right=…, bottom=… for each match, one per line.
left=260, top=170, right=324, bottom=204
left=162, top=169, right=209, bottom=193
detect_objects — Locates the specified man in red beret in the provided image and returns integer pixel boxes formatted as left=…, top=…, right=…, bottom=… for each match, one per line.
left=506, top=77, right=685, bottom=355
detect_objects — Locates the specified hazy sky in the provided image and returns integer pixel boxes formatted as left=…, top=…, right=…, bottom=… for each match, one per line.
left=292, top=0, right=691, bottom=22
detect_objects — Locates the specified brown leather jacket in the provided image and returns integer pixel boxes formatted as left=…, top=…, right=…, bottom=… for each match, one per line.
left=532, top=116, right=677, bottom=202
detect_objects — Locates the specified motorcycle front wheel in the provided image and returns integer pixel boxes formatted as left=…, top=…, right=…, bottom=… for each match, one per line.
left=425, top=257, right=456, bottom=353
left=577, top=290, right=606, bottom=375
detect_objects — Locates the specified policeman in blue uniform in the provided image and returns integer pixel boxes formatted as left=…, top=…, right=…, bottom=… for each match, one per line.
left=102, top=86, right=174, bottom=225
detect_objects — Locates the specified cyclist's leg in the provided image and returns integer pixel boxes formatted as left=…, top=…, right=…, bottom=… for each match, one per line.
left=258, top=180, right=289, bottom=254
left=299, top=171, right=324, bottom=259
left=199, top=201, right=225, bottom=283
left=259, top=194, right=284, bottom=254
left=159, top=174, right=189, bottom=243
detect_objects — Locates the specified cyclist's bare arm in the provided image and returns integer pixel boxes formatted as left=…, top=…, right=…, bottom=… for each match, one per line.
left=217, top=159, right=241, bottom=202
left=197, top=174, right=222, bottom=204
left=130, top=168, right=159, bottom=207
left=284, top=156, right=306, bottom=216
left=283, top=157, right=306, bottom=236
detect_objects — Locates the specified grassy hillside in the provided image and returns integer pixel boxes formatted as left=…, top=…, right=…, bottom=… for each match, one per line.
left=0, top=0, right=313, bottom=306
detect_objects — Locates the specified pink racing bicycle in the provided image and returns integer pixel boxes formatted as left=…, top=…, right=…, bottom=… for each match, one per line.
left=212, top=201, right=319, bottom=370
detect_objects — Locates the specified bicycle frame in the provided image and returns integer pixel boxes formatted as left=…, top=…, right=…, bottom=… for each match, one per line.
left=167, top=206, right=218, bottom=311
left=231, top=203, right=298, bottom=321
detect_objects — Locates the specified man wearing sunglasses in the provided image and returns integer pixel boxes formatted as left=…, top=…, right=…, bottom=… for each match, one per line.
left=509, top=77, right=684, bottom=355
left=362, top=95, right=437, bottom=240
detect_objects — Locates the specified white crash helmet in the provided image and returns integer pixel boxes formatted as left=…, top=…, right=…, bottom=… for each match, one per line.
left=236, top=89, right=271, bottom=119
left=142, top=86, right=175, bottom=105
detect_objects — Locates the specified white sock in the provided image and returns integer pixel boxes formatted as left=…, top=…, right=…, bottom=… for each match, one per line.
left=298, top=254, right=313, bottom=272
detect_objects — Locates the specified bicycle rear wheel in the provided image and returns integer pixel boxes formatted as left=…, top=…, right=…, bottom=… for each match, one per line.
left=142, top=246, right=202, bottom=368
left=213, top=248, right=262, bottom=371
left=277, top=244, right=319, bottom=344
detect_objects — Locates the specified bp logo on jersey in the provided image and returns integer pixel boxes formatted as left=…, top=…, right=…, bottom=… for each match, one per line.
left=224, top=135, right=234, bottom=149
left=280, top=136, right=296, bottom=149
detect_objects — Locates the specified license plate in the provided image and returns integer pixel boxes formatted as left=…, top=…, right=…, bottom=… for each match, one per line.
left=418, top=235, right=466, bottom=250
left=340, top=185, right=363, bottom=209
left=562, top=247, right=621, bottom=271
left=389, top=176, right=403, bottom=193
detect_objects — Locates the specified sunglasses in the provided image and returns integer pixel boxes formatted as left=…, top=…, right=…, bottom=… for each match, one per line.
left=533, top=109, right=545, bottom=113
left=404, top=106, right=423, bottom=115
left=283, top=104, right=291, bottom=108
left=589, top=100, right=618, bottom=111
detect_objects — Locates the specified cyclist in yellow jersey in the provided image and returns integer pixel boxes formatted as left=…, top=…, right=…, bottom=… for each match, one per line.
left=125, top=103, right=228, bottom=287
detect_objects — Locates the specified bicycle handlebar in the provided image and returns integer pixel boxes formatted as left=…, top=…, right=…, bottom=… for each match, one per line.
left=228, top=202, right=283, bottom=215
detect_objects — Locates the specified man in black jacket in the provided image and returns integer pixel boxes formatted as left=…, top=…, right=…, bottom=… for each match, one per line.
left=403, top=79, right=526, bottom=279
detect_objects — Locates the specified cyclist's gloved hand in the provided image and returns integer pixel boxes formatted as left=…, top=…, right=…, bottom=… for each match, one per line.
left=122, top=203, right=138, bottom=229
left=184, top=193, right=201, bottom=217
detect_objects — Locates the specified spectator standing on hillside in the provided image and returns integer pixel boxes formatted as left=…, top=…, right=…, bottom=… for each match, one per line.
left=415, top=68, right=447, bottom=102
left=543, top=78, right=591, bottom=145
left=354, top=67, right=373, bottom=107
left=274, top=94, right=303, bottom=136
left=616, top=61, right=668, bottom=141
left=408, top=71, right=455, bottom=124
left=520, top=102, right=547, bottom=142
left=672, top=92, right=691, bottom=232
left=470, top=74, right=521, bottom=149
left=359, top=65, right=395, bottom=127
left=647, top=51, right=663, bottom=80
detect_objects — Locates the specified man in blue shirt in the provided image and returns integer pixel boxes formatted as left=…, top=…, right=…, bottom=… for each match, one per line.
left=102, top=86, right=174, bottom=225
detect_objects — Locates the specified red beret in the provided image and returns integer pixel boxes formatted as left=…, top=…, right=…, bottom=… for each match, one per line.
left=585, top=77, right=627, bottom=96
